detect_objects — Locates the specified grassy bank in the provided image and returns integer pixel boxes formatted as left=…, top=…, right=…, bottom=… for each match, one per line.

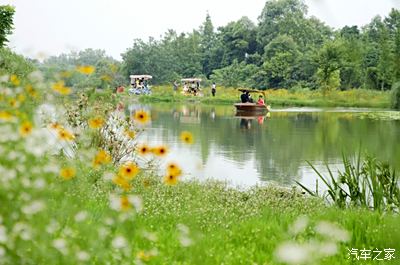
left=138, top=86, right=391, bottom=108
left=2, top=152, right=399, bottom=265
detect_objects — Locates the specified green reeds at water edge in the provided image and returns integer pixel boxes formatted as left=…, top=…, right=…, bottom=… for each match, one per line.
left=296, top=151, right=400, bottom=212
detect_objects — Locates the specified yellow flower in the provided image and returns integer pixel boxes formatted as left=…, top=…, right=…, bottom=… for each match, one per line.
left=17, top=94, right=26, bottom=103
left=48, top=122, right=62, bottom=130
left=52, top=81, right=64, bottom=90
left=19, top=121, right=33, bottom=137
left=137, top=251, right=151, bottom=261
left=118, top=162, right=140, bottom=180
left=58, top=128, right=75, bottom=141
left=180, top=131, right=194, bottom=144
left=134, top=110, right=150, bottom=124
left=166, top=162, right=182, bottom=177
left=164, top=173, right=178, bottom=186
left=58, top=86, right=72, bottom=95
left=93, top=149, right=112, bottom=167
left=125, top=129, right=135, bottom=139
left=0, top=111, right=14, bottom=122
left=60, top=167, right=76, bottom=180
left=52, top=81, right=71, bottom=95
left=112, top=175, right=131, bottom=191
left=76, top=65, right=95, bottom=75
left=120, top=196, right=131, bottom=211
left=9, top=98, right=18, bottom=108
left=10, top=74, right=20, bottom=86
left=152, top=145, right=168, bottom=157
left=88, top=117, right=104, bottom=129
left=25, top=85, right=38, bottom=98
left=137, top=144, right=151, bottom=156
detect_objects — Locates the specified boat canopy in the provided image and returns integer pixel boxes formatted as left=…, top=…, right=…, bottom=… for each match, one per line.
left=130, top=75, right=153, bottom=80
left=238, top=88, right=265, bottom=94
left=181, top=78, right=201, bottom=82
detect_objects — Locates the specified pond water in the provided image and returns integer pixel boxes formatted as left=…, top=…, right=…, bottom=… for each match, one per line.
left=131, top=103, right=400, bottom=190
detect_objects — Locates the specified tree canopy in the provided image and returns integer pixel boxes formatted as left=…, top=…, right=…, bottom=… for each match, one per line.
left=0, top=5, right=15, bottom=48
left=121, top=0, right=400, bottom=92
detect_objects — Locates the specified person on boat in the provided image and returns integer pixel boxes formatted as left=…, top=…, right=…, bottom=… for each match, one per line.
left=240, top=91, right=249, bottom=103
left=248, top=92, right=254, bottom=103
left=257, top=95, right=265, bottom=105
left=211, top=82, right=216, bottom=97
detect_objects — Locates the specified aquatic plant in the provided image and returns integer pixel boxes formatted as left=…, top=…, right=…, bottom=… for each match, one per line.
left=296, top=152, right=400, bottom=211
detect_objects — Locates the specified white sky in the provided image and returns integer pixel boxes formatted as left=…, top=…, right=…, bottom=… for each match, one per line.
left=2, top=0, right=400, bottom=60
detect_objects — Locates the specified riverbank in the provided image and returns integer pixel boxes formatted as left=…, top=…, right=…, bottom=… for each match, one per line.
left=3, top=161, right=399, bottom=264
left=138, top=86, right=391, bottom=109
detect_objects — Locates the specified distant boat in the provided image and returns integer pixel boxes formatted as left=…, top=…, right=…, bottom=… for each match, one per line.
left=129, top=74, right=152, bottom=95
left=234, top=89, right=270, bottom=115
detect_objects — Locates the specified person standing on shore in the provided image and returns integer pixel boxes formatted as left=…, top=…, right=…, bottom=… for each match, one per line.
left=173, top=80, right=178, bottom=92
left=211, top=82, right=216, bottom=97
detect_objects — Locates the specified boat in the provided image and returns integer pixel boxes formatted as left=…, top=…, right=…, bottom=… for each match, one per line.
left=234, top=89, right=270, bottom=114
left=129, top=75, right=152, bottom=95
left=181, top=78, right=203, bottom=96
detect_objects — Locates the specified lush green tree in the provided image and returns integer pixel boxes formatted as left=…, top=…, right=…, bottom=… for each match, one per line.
left=377, top=26, right=393, bottom=90
left=262, top=35, right=300, bottom=88
left=39, top=48, right=122, bottom=89
left=257, top=0, right=307, bottom=46
left=385, top=9, right=400, bottom=81
left=0, top=48, right=34, bottom=77
left=210, top=60, right=259, bottom=88
left=315, top=40, right=343, bottom=92
left=0, top=5, right=15, bottom=48
left=339, top=26, right=363, bottom=89
left=123, top=28, right=204, bottom=84
left=217, top=16, right=258, bottom=66
left=257, top=0, right=331, bottom=50
left=199, top=13, right=219, bottom=77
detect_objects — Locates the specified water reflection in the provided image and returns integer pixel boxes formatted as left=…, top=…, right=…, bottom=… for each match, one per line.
left=134, top=103, right=400, bottom=189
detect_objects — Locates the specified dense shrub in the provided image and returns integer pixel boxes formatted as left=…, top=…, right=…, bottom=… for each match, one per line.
left=0, top=47, right=34, bottom=77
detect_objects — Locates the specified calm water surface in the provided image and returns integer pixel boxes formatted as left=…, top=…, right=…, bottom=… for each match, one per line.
left=131, top=103, right=400, bottom=190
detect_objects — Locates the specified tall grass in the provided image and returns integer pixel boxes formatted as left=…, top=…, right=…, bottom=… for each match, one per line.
left=135, top=86, right=391, bottom=108
left=296, top=152, right=400, bottom=212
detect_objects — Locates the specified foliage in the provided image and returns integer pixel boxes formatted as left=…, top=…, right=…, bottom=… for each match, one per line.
left=0, top=5, right=15, bottom=48
left=297, top=152, right=400, bottom=212
left=315, top=41, right=343, bottom=93
left=117, top=1, right=400, bottom=111
left=0, top=48, right=35, bottom=77
left=391, top=81, right=400, bottom=109
left=38, top=49, right=125, bottom=89
left=210, top=60, right=259, bottom=88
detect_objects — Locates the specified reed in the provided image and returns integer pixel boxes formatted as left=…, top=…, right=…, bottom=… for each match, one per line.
left=296, top=152, right=400, bottom=212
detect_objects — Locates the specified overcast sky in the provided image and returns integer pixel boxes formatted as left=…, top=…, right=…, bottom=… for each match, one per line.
left=3, top=0, right=400, bottom=60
